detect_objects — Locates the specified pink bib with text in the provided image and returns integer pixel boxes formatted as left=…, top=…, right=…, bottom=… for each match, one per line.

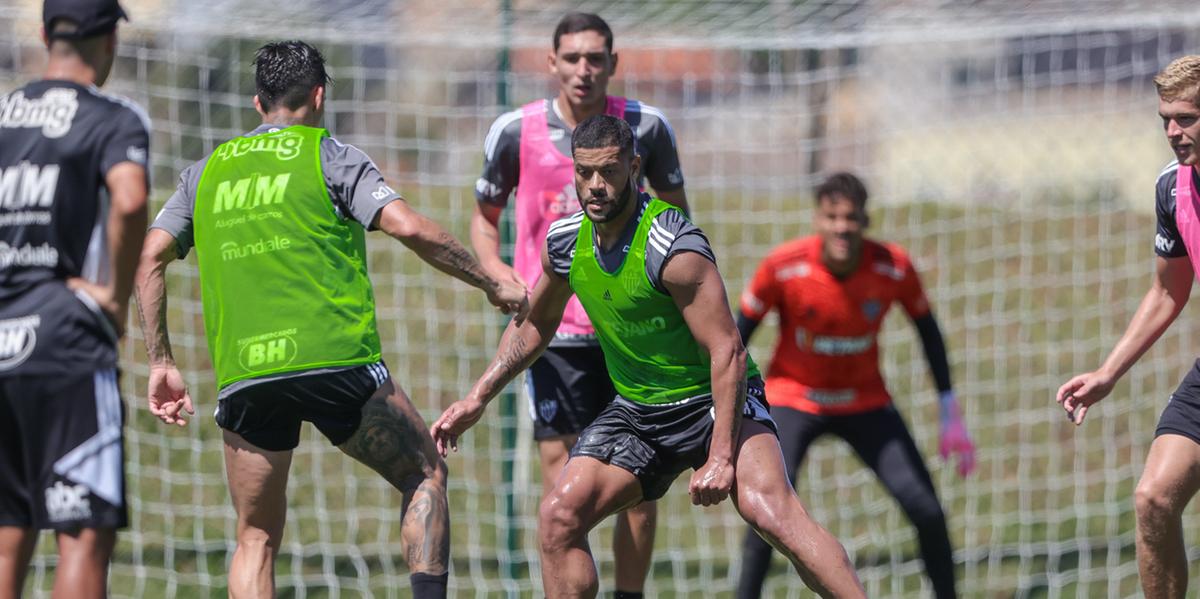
left=515, top=96, right=627, bottom=337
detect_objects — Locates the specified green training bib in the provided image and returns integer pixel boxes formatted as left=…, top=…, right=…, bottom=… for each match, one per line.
left=569, top=199, right=758, bottom=404
left=193, top=126, right=381, bottom=389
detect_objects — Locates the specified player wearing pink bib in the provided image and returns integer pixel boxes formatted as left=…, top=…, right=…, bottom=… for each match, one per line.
left=471, top=13, right=687, bottom=598
left=1057, top=55, right=1200, bottom=599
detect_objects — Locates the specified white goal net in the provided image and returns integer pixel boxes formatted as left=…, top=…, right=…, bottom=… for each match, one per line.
left=3, top=0, right=1200, bottom=596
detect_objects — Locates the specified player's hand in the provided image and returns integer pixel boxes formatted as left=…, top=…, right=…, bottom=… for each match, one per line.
left=147, top=364, right=193, bottom=427
left=431, top=397, right=487, bottom=457
left=1056, top=371, right=1116, bottom=426
left=937, top=392, right=976, bottom=477
left=66, top=278, right=126, bottom=338
left=689, top=455, right=735, bottom=506
left=485, top=273, right=530, bottom=325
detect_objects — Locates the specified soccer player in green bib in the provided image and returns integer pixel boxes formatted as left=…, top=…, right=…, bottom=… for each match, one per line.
left=134, top=41, right=528, bottom=599
left=432, top=115, right=866, bottom=598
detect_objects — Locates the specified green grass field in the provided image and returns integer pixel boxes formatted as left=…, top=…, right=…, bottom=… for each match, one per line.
left=19, top=188, right=1200, bottom=598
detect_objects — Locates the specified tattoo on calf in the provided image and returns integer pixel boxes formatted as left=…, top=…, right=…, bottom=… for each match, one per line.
left=347, top=395, right=450, bottom=573
left=404, top=486, right=450, bottom=573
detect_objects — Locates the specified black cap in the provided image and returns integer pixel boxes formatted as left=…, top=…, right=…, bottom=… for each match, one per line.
left=43, top=0, right=128, bottom=39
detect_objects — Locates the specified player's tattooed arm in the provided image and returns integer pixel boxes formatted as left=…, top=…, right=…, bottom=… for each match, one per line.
left=377, top=199, right=528, bottom=319
left=135, top=229, right=181, bottom=366
left=136, top=228, right=194, bottom=426
left=431, top=246, right=572, bottom=455
left=469, top=248, right=572, bottom=404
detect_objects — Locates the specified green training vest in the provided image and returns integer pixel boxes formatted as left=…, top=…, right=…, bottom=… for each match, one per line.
left=193, top=125, right=381, bottom=389
left=569, top=199, right=759, bottom=405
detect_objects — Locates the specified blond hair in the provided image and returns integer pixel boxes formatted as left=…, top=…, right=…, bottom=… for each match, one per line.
left=1155, top=55, right=1200, bottom=105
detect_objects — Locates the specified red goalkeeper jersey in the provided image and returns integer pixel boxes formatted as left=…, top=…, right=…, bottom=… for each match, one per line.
left=740, top=236, right=930, bottom=415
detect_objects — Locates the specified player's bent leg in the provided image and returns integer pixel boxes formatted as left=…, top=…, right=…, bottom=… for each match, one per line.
left=0, top=527, right=37, bottom=599
left=843, top=408, right=955, bottom=599
left=612, top=500, right=655, bottom=595
left=541, top=437, right=654, bottom=595
left=1134, top=433, right=1200, bottom=599
left=731, top=421, right=866, bottom=599
left=539, top=456, right=643, bottom=599
left=737, top=407, right=825, bottom=599
left=51, top=527, right=115, bottom=599
left=223, top=430, right=293, bottom=599
left=337, top=379, right=449, bottom=594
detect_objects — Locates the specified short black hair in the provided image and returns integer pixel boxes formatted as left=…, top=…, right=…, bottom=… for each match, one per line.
left=553, top=12, right=613, bottom=54
left=571, top=114, right=634, bottom=159
left=815, top=172, right=869, bottom=210
left=253, top=40, right=331, bottom=113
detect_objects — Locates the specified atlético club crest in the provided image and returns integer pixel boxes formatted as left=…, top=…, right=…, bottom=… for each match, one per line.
left=538, top=398, right=558, bottom=423
left=862, top=299, right=882, bottom=321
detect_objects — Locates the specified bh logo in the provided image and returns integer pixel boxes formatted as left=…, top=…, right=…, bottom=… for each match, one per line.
left=238, top=335, right=298, bottom=371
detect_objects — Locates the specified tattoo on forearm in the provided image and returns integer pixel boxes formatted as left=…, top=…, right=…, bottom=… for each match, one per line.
left=434, top=232, right=490, bottom=289
left=135, top=276, right=174, bottom=363
left=497, top=333, right=528, bottom=372
left=481, top=333, right=530, bottom=399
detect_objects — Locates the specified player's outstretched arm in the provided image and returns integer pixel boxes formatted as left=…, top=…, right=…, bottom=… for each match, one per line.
left=67, top=162, right=149, bottom=337
left=663, top=252, right=747, bottom=506
left=135, top=228, right=193, bottom=427
left=377, top=199, right=529, bottom=321
left=431, top=246, right=572, bottom=456
left=1058, top=255, right=1193, bottom=425
left=470, top=201, right=526, bottom=287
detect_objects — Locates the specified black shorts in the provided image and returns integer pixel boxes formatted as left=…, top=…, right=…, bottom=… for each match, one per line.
left=526, top=345, right=616, bottom=440
left=571, top=377, right=776, bottom=501
left=1157, top=359, right=1200, bottom=446
left=215, top=362, right=389, bottom=452
left=0, top=369, right=127, bottom=530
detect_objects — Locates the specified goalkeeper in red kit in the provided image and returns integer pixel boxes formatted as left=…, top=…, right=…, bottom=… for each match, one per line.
left=735, top=172, right=975, bottom=599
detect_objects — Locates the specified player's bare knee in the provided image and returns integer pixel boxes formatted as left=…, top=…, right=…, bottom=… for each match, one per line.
left=626, top=500, right=656, bottom=528
left=235, top=525, right=281, bottom=555
left=538, top=496, right=585, bottom=552
left=738, top=487, right=789, bottom=533
left=1134, top=478, right=1182, bottom=523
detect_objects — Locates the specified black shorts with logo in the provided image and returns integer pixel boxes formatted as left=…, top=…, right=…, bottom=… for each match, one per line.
left=215, top=362, right=389, bottom=452
left=526, top=345, right=617, bottom=440
left=0, top=369, right=127, bottom=530
left=1157, top=359, right=1200, bottom=446
left=571, top=377, right=776, bottom=501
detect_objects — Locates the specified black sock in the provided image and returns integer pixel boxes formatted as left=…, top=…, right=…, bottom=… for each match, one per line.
left=411, top=572, right=449, bottom=599
left=614, top=592, right=644, bottom=599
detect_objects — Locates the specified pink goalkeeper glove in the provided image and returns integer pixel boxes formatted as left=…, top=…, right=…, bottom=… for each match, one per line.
left=938, top=391, right=976, bottom=478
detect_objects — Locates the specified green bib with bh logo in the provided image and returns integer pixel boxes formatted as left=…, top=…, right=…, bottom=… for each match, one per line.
left=193, top=125, right=381, bottom=389
left=568, top=198, right=758, bottom=405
